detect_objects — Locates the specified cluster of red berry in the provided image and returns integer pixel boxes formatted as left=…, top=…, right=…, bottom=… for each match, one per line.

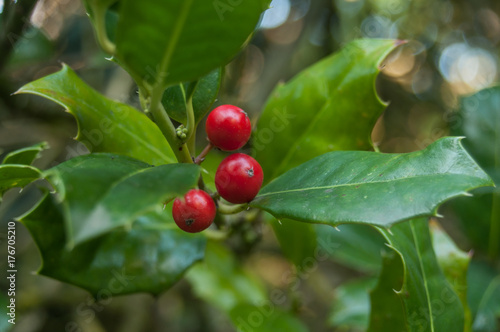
left=172, top=105, right=263, bottom=233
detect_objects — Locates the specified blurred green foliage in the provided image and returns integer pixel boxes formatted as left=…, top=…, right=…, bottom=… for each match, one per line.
left=1, top=0, right=499, bottom=331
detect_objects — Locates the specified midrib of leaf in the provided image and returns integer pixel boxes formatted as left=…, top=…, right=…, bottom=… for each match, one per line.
left=270, top=59, right=358, bottom=180
left=156, top=0, right=194, bottom=90
left=410, top=221, right=435, bottom=332
left=19, top=88, right=173, bottom=164
left=257, top=173, right=479, bottom=198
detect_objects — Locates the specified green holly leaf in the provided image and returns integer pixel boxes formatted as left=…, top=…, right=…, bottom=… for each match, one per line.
left=368, top=249, right=406, bottom=331
left=316, top=223, right=385, bottom=273
left=452, top=86, right=500, bottom=187
left=162, top=68, right=222, bottom=125
left=15, top=64, right=175, bottom=165
left=82, top=0, right=120, bottom=46
left=0, top=165, right=42, bottom=198
left=268, top=217, right=317, bottom=268
left=430, top=221, right=472, bottom=331
left=258, top=39, right=402, bottom=272
left=251, top=137, right=493, bottom=228
left=376, top=219, right=465, bottom=331
left=468, top=260, right=500, bottom=332
left=254, top=39, right=403, bottom=185
left=115, top=0, right=270, bottom=86
left=44, top=153, right=200, bottom=247
left=2, top=142, right=48, bottom=166
left=19, top=193, right=206, bottom=296
left=450, top=85, right=500, bottom=258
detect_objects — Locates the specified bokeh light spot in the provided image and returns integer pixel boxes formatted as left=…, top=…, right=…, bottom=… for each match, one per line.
left=260, top=0, right=291, bottom=29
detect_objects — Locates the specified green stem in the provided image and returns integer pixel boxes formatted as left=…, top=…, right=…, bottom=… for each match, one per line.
left=180, top=84, right=196, bottom=145
left=218, top=202, right=248, bottom=215
left=139, top=0, right=196, bottom=163
left=138, top=86, right=149, bottom=111
left=187, top=129, right=196, bottom=154
left=150, top=91, right=192, bottom=163
left=185, top=97, right=195, bottom=142
left=91, top=3, right=116, bottom=55
left=145, top=0, right=194, bottom=163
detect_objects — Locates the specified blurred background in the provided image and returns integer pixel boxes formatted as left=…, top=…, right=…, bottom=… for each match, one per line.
left=0, top=0, right=499, bottom=331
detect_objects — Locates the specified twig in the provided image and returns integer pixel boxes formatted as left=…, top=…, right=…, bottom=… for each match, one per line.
left=194, top=142, right=213, bottom=165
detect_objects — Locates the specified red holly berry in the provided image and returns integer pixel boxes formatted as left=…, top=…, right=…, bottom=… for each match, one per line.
left=172, top=189, right=216, bottom=233
left=205, top=105, right=251, bottom=151
left=215, top=153, right=263, bottom=204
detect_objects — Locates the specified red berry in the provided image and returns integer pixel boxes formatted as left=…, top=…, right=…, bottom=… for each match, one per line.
left=215, top=153, right=263, bottom=204
left=206, top=105, right=251, bottom=151
left=172, top=189, right=216, bottom=233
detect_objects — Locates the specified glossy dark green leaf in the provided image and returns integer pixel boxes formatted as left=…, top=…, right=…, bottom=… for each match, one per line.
left=162, top=68, right=222, bottom=125
left=316, top=223, right=385, bottom=273
left=254, top=39, right=402, bottom=185
left=229, top=304, right=309, bottom=332
left=19, top=193, right=206, bottom=296
left=15, top=64, right=176, bottom=165
left=2, top=142, right=48, bottom=165
left=368, top=249, right=407, bottom=331
left=379, top=219, right=465, bottom=331
left=451, top=193, right=496, bottom=255
left=450, top=85, right=500, bottom=258
left=269, top=216, right=317, bottom=268
left=0, top=165, right=42, bottom=197
left=329, top=278, right=376, bottom=331
left=45, top=153, right=200, bottom=246
left=186, top=241, right=266, bottom=312
left=430, top=221, right=472, bottom=330
left=467, top=260, right=500, bottom=332
left=251, top=137, right=493, bottom=228
left=271, top=221, right=384, bottom=274
left=452, top=86, right=500, bottom=186
left=115, top=0, right=270, bottom=86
